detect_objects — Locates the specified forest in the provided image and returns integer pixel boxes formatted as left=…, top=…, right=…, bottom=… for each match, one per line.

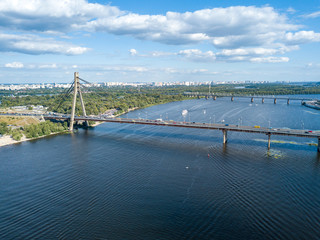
left=0, top=88, right=190, bottom=115
left=0, top=121, right=68, bottom=141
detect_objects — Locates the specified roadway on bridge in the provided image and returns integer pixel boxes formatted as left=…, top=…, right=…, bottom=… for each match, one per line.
left=3, top=112, right=316, bottom=139
left=1, top=112, right=320, bottom=151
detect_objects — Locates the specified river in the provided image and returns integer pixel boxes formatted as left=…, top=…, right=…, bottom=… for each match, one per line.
left=0, top=96, right=320, bottom=239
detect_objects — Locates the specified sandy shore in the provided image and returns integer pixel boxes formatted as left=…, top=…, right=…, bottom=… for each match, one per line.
left=0, top=135, right=29, bottom=147
left=0, top=131, right=70, bottom=148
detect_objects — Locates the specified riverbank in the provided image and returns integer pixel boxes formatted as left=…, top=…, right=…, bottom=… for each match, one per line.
left=0, top=107, right=140, bottom=147
left=0, top=135, right=27, bottom=147
left=302, top=100, right=320, bottom=110
left=0, top=130, right=69, bottom=147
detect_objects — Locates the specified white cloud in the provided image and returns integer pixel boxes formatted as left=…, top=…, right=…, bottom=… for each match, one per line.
left=250, top=57, right=289, bottom=63
left=102, top=66, right=149, bottom=72
left=5, top=62, right=24, bottom=68
left=39, top=63, right=57, bottom=69
left=151, top=51, right=174, bottom=57
left=129, top=48, right=138, bottom=56
left=0, top=33, right=89, bottom=55
left=302, top=11, right=320, bottom=18
left=284, top=31, right=320, bottom=45
left=178, top=49, right=216, bottom=61
left=215, top=47, right=292, bottom=62
left=287, top=7, right=296, bottom=14
left=189, top=69, right=209, bottom=74
left=218, top=48, right=279, bottom=56
left=162, top=67, right=214, bottom=75
left=216, top=46, right=297, bottom=58
left=0, top=0, right=122, bottom=32
left=141, top=46, right=294, bottom=63
left=0, top=1, right=318, bottom=58
left=0, top=2, right=308, bottom=45
left=305, top=62, right=320, bottom=68
left=211, top=32, right=281, bottom=49
left=79, top=6, right=299, bottom=47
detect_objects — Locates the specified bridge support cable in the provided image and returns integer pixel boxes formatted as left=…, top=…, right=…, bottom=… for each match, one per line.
left=78, top=87, right=88, bottom=126
left=78, top=77, right=110, bottom=101
left=70, top=72, right=88, bottom=131
left=78, top=77, right=92, bottom=85
left=54, top=81, right=74, bottom=112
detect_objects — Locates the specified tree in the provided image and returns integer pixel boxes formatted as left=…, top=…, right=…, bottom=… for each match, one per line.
left=0, top=122, right=8, bottom=135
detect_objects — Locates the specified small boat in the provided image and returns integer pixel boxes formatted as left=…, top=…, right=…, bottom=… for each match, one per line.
left=181, top=109, right=188, bottom=116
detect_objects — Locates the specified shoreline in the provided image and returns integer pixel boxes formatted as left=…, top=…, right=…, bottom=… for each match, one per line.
left=0, top=130, right=69, bottom=148
left=302, top=100, right=320, bottom=110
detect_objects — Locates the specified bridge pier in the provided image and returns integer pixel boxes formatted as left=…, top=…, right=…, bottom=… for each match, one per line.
left=262, top=98, right=264, bottom=104
left=251, top=97, right=254, bottom=103
left=274, top=98, right=277, bottom=104
left=267, top=134, right=271, bottom=150
left=223, top=130, right=228, bottom=144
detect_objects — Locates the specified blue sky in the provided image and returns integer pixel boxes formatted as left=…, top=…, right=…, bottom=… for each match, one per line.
left=0, top=0, right=320, bottom=83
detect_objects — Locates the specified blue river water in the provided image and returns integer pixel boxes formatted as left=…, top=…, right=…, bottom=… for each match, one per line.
left=0, top=95, right=320, bottom=239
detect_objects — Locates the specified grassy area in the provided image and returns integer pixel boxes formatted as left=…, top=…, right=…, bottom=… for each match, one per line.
left=0, top=116, right=40, bottom=126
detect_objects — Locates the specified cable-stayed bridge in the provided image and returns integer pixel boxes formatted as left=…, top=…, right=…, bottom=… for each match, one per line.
left=1, top=72, right=320, bottom=152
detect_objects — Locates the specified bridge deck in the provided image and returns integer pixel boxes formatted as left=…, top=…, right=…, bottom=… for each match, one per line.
left=1, top=113, right=319, bottom=138
left=43, top=115, right=320, bottom=139
left=1, top=112, right=319, bottom=151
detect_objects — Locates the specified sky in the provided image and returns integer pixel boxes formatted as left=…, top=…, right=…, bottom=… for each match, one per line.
left=0, top=0, right=320, bottom=83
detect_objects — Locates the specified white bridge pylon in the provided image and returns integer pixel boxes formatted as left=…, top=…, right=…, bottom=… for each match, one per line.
left=70, top=72, right=88, bottom=131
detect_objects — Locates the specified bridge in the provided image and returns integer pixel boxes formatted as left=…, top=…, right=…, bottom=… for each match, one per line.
left=1, top=111, right=320, bottom=152
left=184, top=92, right=315, bottom=104
left=1, top=72, right=320, bottom=152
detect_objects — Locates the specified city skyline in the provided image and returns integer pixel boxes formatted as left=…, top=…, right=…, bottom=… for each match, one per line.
left=1, top=0, right=320, bottom=83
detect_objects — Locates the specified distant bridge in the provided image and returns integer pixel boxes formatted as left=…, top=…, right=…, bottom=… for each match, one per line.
left=184, top=92, right=316, bottom=104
